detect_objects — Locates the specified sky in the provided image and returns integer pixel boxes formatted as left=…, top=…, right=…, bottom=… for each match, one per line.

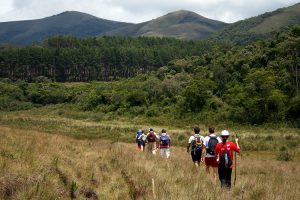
left=0, top=0, right=299, bottom=23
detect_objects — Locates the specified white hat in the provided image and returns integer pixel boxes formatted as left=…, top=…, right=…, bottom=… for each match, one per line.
left=221, top=130, right=230, bottom=136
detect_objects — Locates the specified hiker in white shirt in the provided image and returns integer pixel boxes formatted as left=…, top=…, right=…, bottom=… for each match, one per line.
left=203, top=127, right=222, bottom=182
left=187, top=127, right=205, bottom=167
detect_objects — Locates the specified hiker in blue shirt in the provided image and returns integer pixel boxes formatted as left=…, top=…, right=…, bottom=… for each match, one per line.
left=135, top=129, right=144, bottom=151
left=138, top=130, right=147, bottom=152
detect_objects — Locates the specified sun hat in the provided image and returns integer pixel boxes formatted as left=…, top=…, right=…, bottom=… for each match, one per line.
left=221, top=130, right=230, bottom=136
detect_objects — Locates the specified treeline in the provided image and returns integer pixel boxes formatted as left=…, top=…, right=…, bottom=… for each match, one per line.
left=1, top=26, right=300, bottom=125
left=0, top=36, right=219, bottom=82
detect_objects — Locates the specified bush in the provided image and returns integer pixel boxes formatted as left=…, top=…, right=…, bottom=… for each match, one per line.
left=0, top=96, right=33, bottom=111
left=0, top=82, right=24, bottom=100
left=276, top=146, right=293, bottom=161
left=27, top=83, right=71, bottom=105
left=33, top=76, right=52, bottom=83
left=287, top=95, right=300, bottom=125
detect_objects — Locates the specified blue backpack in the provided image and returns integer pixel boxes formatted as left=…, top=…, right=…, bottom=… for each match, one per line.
left=136, top=131, right=142, bottom=143
left=160, top=135, right=170, bottom=146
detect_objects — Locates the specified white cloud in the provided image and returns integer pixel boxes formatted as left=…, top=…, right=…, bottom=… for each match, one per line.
left=0, top=0, right=299, bottom=23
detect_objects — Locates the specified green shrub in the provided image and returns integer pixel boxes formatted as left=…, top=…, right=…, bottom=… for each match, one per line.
left=27, top=83, right=71, bottom=105
left=276, top=146, right=293, bottom=161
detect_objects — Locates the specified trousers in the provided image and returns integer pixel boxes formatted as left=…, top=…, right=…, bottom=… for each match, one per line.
left=218, top=165, right=232, bottom=188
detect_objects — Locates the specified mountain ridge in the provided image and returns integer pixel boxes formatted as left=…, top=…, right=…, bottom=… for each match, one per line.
left=0, top=11, right=132, bottom=44
left=102, top=10, right=228, bottom=40
left=0, top=3, right=300, bottom=45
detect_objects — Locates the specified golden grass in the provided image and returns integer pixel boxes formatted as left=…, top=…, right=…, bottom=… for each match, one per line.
left=0, top=126, right=299, bottom=200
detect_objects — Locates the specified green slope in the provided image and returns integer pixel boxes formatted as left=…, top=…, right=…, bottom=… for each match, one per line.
left=214, top=3, right=300, bottom=44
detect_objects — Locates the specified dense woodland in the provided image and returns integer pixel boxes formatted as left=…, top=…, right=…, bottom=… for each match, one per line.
left=0, top=36, right=217, bottom=81
left=1, top=25, right=300, bottom=126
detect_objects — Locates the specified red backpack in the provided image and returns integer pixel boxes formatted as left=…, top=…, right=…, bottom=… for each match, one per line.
left=147, top=131, right=156, bottom=142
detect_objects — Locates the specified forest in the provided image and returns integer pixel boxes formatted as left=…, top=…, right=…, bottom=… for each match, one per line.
left=0, top=25, right=300, bottom=126
left=0, top=36, right=218, bottom=82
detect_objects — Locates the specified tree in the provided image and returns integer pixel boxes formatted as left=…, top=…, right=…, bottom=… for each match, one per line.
left=183, top=79, right=215, bottom=112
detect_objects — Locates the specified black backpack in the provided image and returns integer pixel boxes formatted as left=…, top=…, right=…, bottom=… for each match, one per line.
left=207, top=136, right=218, bottom=155
left=219, top=150, right=232, bottom=168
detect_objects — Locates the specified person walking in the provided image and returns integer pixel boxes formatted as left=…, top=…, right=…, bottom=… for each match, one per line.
left=214, top=130, right=240, bottom=189
left=138, top=130, right=147, bottom=152
left=158, top=129, right=171, bottom=158
left=187, top=127, right=205, bottom=167
left=203, top=127, right=222, bottom=183
left=146, top=128, right=158, bottom=155
left=135, top=129, right=143, bottom=151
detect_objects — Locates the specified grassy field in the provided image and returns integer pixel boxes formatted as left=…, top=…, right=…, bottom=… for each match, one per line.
left=0, top=106, right=300, bottom=199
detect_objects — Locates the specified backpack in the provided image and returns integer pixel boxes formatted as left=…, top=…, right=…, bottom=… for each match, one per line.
left=191, top=135, right=202, bottom=151
left=141, top=134, right=147, bottom=142
left=160, top=135, right=170, bottom=146
left=147, top=131, right=156, bottom=142
left=207, top=136, right=218, bottom=155
left=136, top=131, right=142, bottom=143
left=219, top=150, right=232, bottom=168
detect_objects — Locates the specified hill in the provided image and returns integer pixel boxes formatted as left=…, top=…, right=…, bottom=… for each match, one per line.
left=213, top=3, right=300, bottom=44
left=0, top=11, right=131, bottom=45
left=103, top=10, right=228, bottom=40
left=0, top=10, right=227, bottom=44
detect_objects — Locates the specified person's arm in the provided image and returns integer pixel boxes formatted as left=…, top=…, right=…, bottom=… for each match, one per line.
left=202, top=136, right=208, bottom=155
left=187, top=143, right=190, bottom=152
left=214, top=143, right=220, bottom=156
left=202, top=146, right=206, bottom=157
left=187, top=136, right=192, bottom=152
left=201, top=137, right=205, bottom=162
left=234, top=138, right=240, bottom=152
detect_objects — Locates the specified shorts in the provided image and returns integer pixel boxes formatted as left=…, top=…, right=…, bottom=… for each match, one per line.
left=191, top=149, right=202, bottom=162
left=137, top=142, right=145, bottom=148
left=205, top=157, right=218, bottom=167
left=160, top=148, right=170, bottom=158
left=147, top=142, right=157, bottom=154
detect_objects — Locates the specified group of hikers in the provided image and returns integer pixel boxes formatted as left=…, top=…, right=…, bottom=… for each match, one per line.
left=135, top=126, right=240, bottom=188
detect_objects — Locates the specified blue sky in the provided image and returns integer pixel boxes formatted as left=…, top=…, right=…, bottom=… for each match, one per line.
left=0, top=0, right=299, bottom=23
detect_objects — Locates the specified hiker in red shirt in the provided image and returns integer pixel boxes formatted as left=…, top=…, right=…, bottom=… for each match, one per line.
left=214, top=130, right=240, bottom=189
left=146, top=128, right=158, bottom=155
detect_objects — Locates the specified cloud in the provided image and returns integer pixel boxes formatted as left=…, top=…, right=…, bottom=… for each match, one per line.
left=0, top=0, right=299, bottom=23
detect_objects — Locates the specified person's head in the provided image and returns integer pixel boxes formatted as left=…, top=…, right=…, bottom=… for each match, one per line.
left=209, top=127, right=215, bottom=134
left=141, top=130, right=144, bottom=134
left=161, top=129, right=166, bottom=133
left=220, top=130, right=230, bottom=142
left=149, top=128, right=153, bottom=132
left=194, top=127, right=200, bottom=134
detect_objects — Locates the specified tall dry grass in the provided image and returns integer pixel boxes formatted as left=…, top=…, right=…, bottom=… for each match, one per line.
left=0, top=126, right=299, bottom=200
